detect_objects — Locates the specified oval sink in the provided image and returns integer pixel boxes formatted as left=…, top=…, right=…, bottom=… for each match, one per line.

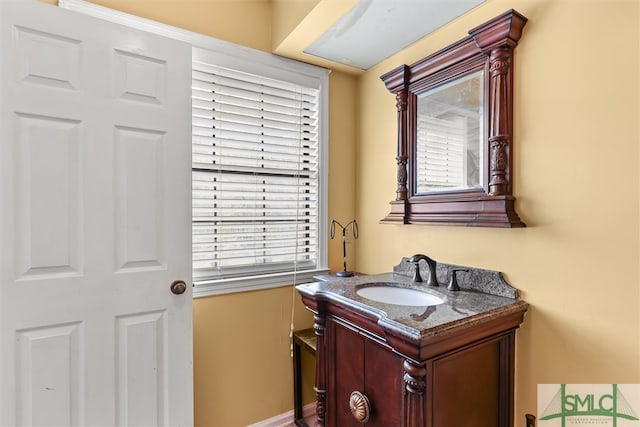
left=356, top=285, right=444, bottom=306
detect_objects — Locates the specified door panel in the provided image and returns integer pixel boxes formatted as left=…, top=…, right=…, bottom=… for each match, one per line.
left=14, top=113, right=83, bottom=279
left=115, top=311, right=168, bottom=426
left=16, top=322, right=84, bottom=426
left=114, top=126, right=167, bottom=271
left=0, top=1, right=192, bottom=425
left=15, top=25, right=81, bottom=91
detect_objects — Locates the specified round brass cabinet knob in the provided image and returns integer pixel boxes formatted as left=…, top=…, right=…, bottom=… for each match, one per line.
left=170, top=280, right=187, bottom=295
left=349, top=391, right=371, bottom=423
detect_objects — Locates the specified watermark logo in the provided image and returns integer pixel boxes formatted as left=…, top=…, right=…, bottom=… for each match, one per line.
left=538, top=384, right=640, bottom=426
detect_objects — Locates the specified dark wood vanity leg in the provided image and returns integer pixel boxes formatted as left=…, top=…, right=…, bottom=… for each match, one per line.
left=403, top=359, right=427, bottom=427
left=313, top=313, right=326, bottom=427
left=499, top=332, right=517, bottom=427
left=292, top=336, right=305, bottom=427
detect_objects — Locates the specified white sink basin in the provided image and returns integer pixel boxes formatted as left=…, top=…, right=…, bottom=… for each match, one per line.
left=356, top=284, right=444, bottom=306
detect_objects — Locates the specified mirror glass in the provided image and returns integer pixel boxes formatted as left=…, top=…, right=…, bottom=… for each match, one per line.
left=416, top=70, right=484, bottom=194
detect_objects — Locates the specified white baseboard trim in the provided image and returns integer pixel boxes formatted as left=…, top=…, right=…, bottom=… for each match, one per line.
left=248, top=402, right=316, bottom=427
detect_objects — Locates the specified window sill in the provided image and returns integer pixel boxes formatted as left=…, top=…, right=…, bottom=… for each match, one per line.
left=193, top=268, right=330, bottom=298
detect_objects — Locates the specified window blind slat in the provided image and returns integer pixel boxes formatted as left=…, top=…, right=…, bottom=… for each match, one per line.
left=192, top=105, right=317, bottom=129
left=193, top=137, right=317, bottom=154
left=192, top=89, right=317, bottom=118
left=192, top=63, right=318, bottom=97
left=192, top=126, right=317, bottom=147
left=194, top=226, right=318, bottom=239
left=192, top=78, right=316, bottom=108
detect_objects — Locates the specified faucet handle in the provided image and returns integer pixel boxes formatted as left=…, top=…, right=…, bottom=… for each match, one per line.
left=410, top=259, right=423, bottom=282
left=448, top=269, right=468, bottom=291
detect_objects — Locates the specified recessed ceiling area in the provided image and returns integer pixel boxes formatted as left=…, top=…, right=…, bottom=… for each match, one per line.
left=302, top=0, right=486, bottom=70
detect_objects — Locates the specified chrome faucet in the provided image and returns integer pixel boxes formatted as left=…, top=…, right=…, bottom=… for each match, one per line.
left=409, top=254, right=439, bottom=287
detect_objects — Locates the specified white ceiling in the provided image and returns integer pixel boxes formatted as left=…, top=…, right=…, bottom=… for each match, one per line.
left=303, top=0, right=486, bottom=70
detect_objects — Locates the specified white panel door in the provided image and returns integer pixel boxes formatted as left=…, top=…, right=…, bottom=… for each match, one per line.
left=0, top=1, right=193, bottom=426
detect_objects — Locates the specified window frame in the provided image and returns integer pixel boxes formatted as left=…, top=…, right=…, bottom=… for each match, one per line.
left=60, top=0, right=330, bottom=297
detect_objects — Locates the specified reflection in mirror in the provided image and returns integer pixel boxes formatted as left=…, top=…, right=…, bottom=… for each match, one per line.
left=416, top=70, right=484, bottom=194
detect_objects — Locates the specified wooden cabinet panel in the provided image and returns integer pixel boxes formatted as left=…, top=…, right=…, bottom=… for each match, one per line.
left=430, top=338, right=501, bottom=427
left=328, top=319, right=363, bottom=427
left=364, top=338, right=404, bottom=426
left=327, top=318, right=404, bottom=426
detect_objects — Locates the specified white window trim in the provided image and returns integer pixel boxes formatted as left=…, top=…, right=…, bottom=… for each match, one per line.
left=60, top=0, right=330, bottom=297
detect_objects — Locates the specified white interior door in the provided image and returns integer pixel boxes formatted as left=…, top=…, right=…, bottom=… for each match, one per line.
left=0, top=1, right=193, bottom=425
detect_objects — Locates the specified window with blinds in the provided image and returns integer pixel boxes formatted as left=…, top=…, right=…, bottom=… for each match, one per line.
left=191, top=61, right=320, bottom=281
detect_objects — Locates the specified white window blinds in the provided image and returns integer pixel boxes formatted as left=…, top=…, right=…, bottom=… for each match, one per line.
left=191, top=60, right=320, bottom=280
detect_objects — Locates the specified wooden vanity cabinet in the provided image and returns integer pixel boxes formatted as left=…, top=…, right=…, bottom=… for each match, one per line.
left=307, top=298, right=526, bottom=427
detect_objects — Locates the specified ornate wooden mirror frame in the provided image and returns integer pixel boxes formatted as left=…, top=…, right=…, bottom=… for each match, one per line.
left=380, top=10, right=527, bottom=227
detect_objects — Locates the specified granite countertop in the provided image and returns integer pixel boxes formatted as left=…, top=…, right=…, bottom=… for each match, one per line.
left=296, top=271, right=528, bottom=343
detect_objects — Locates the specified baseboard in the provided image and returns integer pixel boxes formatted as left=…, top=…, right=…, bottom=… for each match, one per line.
left=247, top=402, right=316, bottom=427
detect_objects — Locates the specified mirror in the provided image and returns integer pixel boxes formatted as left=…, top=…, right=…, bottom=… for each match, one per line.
left=416, top=70, right=484, bottom=194
left=380, top=10, right=527, bottom=227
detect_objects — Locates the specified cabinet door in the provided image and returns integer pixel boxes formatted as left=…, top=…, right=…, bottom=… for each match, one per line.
left=430, top=336, right=508, bottom=427
left=363, top=338, right=404, bottom=426
left=327, top=318, right=404, bottom=426
left=329, top=319, right=363, bottom=426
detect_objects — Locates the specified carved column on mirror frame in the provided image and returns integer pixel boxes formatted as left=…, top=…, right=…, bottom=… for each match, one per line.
left=469, top=9, right=527, bottom=198
left=395, top=88, right=409, bottom=202
left=313, top=313, right=326, bottom=427
left=380, top=64, right=410, bottom=224
left=403, top=359, right=426, bottom=427
left=488, top=46, right=512, bottom=196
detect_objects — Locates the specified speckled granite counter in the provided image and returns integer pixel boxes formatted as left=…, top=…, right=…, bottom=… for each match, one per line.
left=297, top=256, right=529, bottom=360
left=297, top=272, right=527, bottom=344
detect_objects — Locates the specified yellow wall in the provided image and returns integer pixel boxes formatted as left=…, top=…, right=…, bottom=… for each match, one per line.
left=193, top=287, right=316, bottom=426
left=271, top=0, right=320, bottom=50
left=90, top=0, right=272, bottom=52
left=355, top=0, right=640, bottom=422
